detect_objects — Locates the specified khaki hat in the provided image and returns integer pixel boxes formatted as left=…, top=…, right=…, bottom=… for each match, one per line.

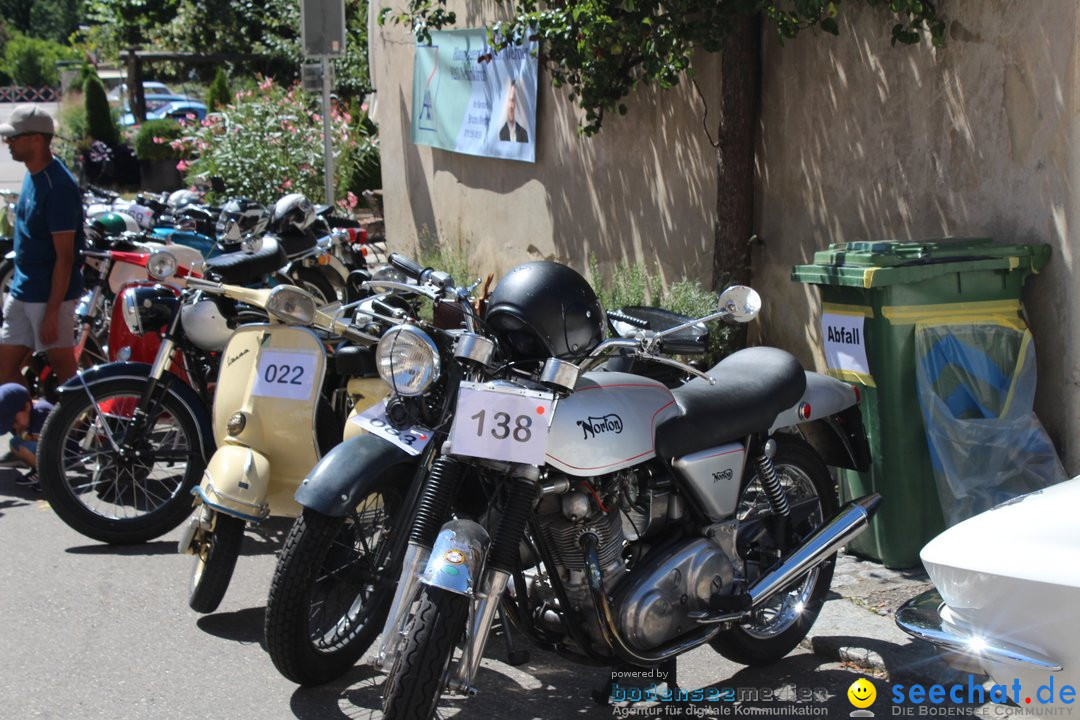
left=0, top=104, right=55, bottom=136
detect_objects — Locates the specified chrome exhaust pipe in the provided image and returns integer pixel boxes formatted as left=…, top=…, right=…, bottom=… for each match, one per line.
left=747, top=493, right=882, bottom=609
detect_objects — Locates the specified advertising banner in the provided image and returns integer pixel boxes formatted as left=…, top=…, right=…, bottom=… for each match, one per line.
left=411, top=29, right=538, bottom=163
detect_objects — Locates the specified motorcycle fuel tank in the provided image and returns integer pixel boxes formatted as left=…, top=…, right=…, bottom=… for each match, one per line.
left=545, top=371, right=679, bottom=477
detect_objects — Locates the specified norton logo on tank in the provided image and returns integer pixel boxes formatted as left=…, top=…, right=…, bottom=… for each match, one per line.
left=576, top=413, right=624, bottom=440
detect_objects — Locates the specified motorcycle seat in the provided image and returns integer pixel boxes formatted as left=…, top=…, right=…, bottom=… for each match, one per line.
left=654, top=347, right=806, bottom=458
left=204, top=236, right=287, bottom=285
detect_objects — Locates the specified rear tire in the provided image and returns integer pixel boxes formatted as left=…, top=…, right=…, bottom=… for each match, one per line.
left=381, top=586, right=469, bottom=720
left=710, top=434, right=837, bottom=666
left=188, top=513, right=245, bottom=613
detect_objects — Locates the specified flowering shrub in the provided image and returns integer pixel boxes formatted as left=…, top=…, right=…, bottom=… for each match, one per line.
left=174, top=77, right=379, bottom=206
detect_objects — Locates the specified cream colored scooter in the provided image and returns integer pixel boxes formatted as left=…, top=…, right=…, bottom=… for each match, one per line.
left=177, top=278, right=386, bottom=613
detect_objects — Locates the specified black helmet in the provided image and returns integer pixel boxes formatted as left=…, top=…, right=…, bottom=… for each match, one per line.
left=216, top=197, right=268, bottom=243
left=485, top=261, right=604, bottom=361
left=269, top=193, right=316, bottom=235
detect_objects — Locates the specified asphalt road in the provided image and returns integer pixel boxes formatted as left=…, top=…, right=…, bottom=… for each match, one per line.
left=0, top=470, right=894, bottom=720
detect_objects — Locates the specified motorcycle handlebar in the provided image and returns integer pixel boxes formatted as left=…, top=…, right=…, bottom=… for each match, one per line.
left=607, top=309, right=649, bottom=330
left=389, top=253, right=431, bottom=282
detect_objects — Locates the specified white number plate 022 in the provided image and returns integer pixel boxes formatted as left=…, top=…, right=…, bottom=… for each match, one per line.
left=251, top=350, right=319, bottom=401
left=450, top=382, right=556, bottom=465
left=352, top=402, right=433, bottom=456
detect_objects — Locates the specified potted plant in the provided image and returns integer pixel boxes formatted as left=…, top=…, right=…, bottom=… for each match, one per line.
left=133, top=119, right=188, bottom=192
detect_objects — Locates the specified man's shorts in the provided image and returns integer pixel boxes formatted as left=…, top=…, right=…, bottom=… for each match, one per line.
left=0, top=296, right=77, bottom=352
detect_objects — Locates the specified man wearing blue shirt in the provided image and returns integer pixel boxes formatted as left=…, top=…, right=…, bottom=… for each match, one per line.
left=0, top=104, right=84, bottom=385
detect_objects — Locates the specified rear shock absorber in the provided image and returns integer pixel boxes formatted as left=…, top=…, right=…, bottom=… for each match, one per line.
left=754, top=437, right=790, bottom=517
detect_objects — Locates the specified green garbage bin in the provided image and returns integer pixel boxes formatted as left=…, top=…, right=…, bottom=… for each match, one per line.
left=792, top=237, right=1051, bottom=568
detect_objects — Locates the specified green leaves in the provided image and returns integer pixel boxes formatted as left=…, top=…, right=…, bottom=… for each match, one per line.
left=389, top=0, right=946, bottom=135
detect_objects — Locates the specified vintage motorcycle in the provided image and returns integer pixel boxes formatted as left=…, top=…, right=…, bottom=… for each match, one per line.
left=895, top=476, right=1080, bottom=709
left=372, top=260, right=881, bottom=719
left=179, top=279, right=388, bottom=613
left=263, top=255, right=479, bottom=686
left=36, top=242, right=289, bottom=544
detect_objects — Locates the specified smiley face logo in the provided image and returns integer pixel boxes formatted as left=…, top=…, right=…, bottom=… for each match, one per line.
left=848, top=678, right=876, bottom=708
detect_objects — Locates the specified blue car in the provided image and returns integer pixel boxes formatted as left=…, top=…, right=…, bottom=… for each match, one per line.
left=121, top=96, right=207, bottom=127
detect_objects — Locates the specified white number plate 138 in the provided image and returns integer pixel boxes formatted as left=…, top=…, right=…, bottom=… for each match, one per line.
left=252, top=350, right=319, bottom=401
left=450, top=382, right=556, bottom=465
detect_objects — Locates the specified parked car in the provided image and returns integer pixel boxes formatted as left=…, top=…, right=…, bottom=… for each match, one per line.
left=120, top=95, right=205, bottom=126
left=107, top=81, right=173, bottom=102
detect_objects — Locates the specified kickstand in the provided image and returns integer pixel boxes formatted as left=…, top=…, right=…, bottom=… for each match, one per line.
left=498, top=606, right=530, bottom=666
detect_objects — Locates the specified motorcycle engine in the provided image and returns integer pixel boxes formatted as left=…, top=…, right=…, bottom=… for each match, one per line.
left=534, top=465, right=737, bottom=652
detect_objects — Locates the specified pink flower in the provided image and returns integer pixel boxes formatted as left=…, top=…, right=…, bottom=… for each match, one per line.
left=176, top=160, right=189, bottom=172
left=152, top=136, right=165, bottom=144
left=235, top=91, right=244, bottom=100
left=312, top=113, right=321, bottom=123
left=259, top=76, right=273, bottom=91
left=281, top=179, right=293, bottom=189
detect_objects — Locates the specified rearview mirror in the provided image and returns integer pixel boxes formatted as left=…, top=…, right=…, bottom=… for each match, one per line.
left=717, top=285, right=761, bottom=323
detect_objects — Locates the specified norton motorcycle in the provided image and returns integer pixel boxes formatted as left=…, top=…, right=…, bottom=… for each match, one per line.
left=36, top=241, right=289, bottom=545
left=372, top=259, right=880, bottom=719
left=179, top=279, right=388, bottom=613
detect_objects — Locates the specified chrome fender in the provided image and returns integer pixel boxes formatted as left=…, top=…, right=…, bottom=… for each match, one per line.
left=420, top=519, right=490, bottom=597
left=193, top=444, right=271, bottom=523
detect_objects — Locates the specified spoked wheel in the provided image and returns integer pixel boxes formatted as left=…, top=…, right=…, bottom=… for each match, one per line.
left=37, top=377, right=206, bottom=545
left=188, top=512, right=246, bottom=613
left=381, top=586, right=469, bottom=720
left=710, top=434, right=838, bottom=666
left=292, top=267, right=337, bottom=306
left=265, top=473, right=403, bottom=685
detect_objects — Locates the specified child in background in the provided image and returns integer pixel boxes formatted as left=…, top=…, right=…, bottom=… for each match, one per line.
left=0, top=382, right=54, bottom=487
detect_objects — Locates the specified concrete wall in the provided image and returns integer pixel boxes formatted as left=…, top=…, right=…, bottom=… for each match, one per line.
left=756, top=0, right=1080, bottom=471
left=372, top=0, right=1080, bottom=470
left=370, top=1, right=721, bottom=287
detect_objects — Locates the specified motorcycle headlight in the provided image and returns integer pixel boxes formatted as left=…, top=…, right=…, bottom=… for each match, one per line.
left=147, top=250, right=178, bottom=280
left=376, top=324, right=440, bottom=397
left=266, top=285, right=316, bottom=325
left=121, top=287, right=142, bottom=334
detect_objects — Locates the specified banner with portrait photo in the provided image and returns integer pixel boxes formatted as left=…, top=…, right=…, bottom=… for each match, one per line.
left=411, top=28, right=538, bottom=163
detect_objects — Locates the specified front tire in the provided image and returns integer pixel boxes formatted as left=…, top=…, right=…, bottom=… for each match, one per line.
left=188, top=513, right=245, bottom=613
left=265, top=475, right=403, bottom=685
left=37, top=377, right=206, bottom=545
left=381, top=586, right=469, bottom=720
left=710, top=434, right=837, bottom=666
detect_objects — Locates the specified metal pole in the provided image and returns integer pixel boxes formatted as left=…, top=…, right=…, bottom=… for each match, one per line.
left=321, top=55, right=334, bottom=206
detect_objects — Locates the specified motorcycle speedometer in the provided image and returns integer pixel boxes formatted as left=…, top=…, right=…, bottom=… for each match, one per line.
left=376, top=324, right=440, bottom=397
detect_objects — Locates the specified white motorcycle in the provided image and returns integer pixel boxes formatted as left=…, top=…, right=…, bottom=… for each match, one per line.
left=896, top=476, right=1080, bottom=709
left=372, top=258, right=882, bottom=719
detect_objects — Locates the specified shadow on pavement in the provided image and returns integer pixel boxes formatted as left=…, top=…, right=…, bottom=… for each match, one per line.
left=197, top=605, right=266, bottom=646
left=66, top=539, right=179, bottom=556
